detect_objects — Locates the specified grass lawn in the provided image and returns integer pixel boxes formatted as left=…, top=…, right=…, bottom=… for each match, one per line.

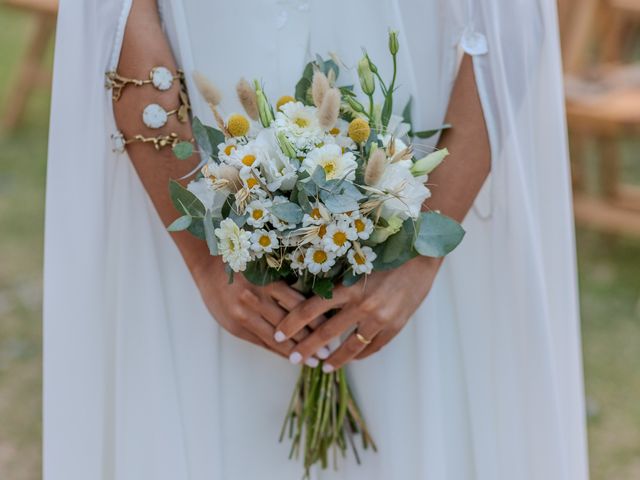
left=0, top=5, right=639, bottom=480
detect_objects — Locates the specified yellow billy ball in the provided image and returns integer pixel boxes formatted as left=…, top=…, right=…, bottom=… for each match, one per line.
left=227, top=113, right=250, bottom=137
left=348, top=118, right=371, bottom=144
left=276, top=95, right=296, bottom=112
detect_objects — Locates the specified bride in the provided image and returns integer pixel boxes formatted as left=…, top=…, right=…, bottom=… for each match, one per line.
left=44, top=0, right=589, bottom=478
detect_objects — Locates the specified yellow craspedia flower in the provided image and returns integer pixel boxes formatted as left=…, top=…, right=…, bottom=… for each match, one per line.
left=348, top=118, right=370, bottom=144
left=227, top=113, right=250, bottom=137
left=276, top=95, right=296, bottom=111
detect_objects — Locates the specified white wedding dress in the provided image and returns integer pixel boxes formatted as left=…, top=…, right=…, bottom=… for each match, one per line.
left=44, top=0, right=589, bottom=479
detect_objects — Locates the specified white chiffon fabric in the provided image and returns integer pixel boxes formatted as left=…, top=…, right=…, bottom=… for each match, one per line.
left=44, top=0, right=589, bottom=479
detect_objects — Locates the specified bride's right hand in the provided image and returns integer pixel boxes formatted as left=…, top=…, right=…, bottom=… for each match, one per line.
left=193, top=257, right=324, bottom=364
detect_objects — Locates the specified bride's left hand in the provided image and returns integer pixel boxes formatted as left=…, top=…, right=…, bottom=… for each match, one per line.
left=275, top=256, right=442, bottom=371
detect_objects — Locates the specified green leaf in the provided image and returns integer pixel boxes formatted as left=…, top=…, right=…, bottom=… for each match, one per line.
left=373, top=219, right=418, bottom=270
left=413, top=124, right=452, bottom=139
left=310, top=165, right=327, bottom=187
left=414, top=212, right=465, bottom=257
left=205, top=126, right=225, bottom=158
left=243, top=259, right=280, bottom=286
left=402, top=97, right=413, bottom=135
left=203, top=209, right=218, bottom=255
left=295, top=77, right=312, bottom=105
left=167, top=214, right=192, bottom=232
left=269, top=201, right=304, bottom=225
left=172, top=141, right=193, bottom=160
left=342, top=270, right=362, bottom=287
left=297, top=189, right=313, bottom=213
left=187, top=219, right=206, bottom=240
left=381, top=92, right=393, bottom=129
left=320, top=192, right=359, bottom=214
left=192, top=117, right=212, bottom=156
left=312, top=278, right=334, bottom=299
left=169, top=180, right=205, bottom=217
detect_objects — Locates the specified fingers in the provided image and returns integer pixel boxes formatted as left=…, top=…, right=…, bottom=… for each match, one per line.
left=287, top=308, right=361, bottom=365
left=275, top=286, right=352, bottom=342
left=237, top=311, right=298, bottom=359
left=267, top=281, right=306, bottom=311
left=322, top=322, right=382, bottom=372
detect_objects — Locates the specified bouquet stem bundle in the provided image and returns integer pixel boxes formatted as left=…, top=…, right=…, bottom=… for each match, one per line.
left=281, top=366, right=376, bottom=478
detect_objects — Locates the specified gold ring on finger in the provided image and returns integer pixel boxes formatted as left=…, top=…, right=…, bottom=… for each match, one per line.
left=355, top=331, right=372, bottom=345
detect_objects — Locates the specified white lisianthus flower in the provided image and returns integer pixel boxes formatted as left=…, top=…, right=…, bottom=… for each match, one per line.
left=254, top=129, right=298, bottom=191
left=301, top=144, right=357, bottom=181
left=347, top=245, right=377, bottom=275
left=373, top=163, right=431, bottom=220
left=304, top=246, right=337, bottom=274
left=246, top=198, right=273, bottom=228
left=323, top=220, right=357, bottom=255
left=250, top=229, right=279, bottom=257
left=274, top=101, right=324, bottom=152
left=369, top=215, right=404, bottom=244
left=214, top=218, right=252, bottom=272
left=287, top=249, right=307, bottom=273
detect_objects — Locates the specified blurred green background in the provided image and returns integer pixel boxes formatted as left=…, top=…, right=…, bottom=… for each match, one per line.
left=1, top=5, right=639, bottom=479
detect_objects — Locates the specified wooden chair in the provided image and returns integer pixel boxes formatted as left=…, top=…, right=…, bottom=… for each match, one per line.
left=560, top=0, right=640, bottom=236
left=1, top=0, right=58, bottom=132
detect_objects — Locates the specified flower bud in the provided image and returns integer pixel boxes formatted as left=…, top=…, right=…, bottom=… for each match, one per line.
left=388, top=30, right=399, bottom=55
left=411, top=148, right=449, bottom=176
left=357, top=57, right=376, bottom=96
left=344, top=95, right=365, bottom=114
left=254, top=80, right=274, bottom=127
left=276, top=131, right=297, bottom=159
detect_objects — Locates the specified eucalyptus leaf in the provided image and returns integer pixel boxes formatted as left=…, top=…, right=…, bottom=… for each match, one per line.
left=414, top=212, right=465, bottom=257
left=373, top=219, right=418, bottom=270
left=413, top=124, right=452, bottom=139
left=320, top=192, right=359, bottom=214
left=269, top=201, right=304, bottom=224
left=172, top=141, right=193, bottom=160
left=167, top=215, right=192, bottom=232
left=342, top=270, right=362, bottom=287
left=203, top=209, right=218, bottom=256
left=297, top=189, right=313, bottom=213
left=169, top=180, right=205, bottom=217
left=192, top=117, right=212, bottom=156
left=204, top=126, right=225, bottom=158
left=311, top=165, right=327, bottom=187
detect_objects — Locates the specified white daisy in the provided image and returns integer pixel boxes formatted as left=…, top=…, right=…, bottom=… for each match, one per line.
left=326, top=119, right=356, bottom=151
left=229, top=141, right=263, bottom=174
left=287, top=249, right=307, bottom=273
left=347, top=245, right=376, bottom=275
left=251, top=229, right=279, bottom=257
left=323, top=220, right=357, bottom=255
left=302, top=203, right=330, bottom=227
left=350, top=215, right=374, bottom=240
left=239, top=168, right=266, bottom=194
left=301, top=144, right=357, bottom=181
left=274, top=101, right=325, bottom=152
left=214, top=219, right=252, bottom=272
left=305, top=246, right=337, bottom=274
left=245, top=199, right=272, bottom=228
left=217, top=139, right=239, bottom=163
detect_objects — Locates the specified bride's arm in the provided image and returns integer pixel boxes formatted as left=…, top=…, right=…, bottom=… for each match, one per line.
left=276, top=55, right=491, bottom=369
left=113, top=0, right=312, bottom=360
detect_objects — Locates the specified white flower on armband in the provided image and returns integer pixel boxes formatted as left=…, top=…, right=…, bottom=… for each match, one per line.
left=304, top=246, right=337, bottom=274
left=323, top=220, right=357, bottom=256
left=251, top=229, right=279, bottom=257
left=214, top=219, right=252, bottom=272
left=347, top=245, right=376, bottom=275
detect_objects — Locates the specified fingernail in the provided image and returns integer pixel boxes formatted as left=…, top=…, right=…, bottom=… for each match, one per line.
left=322, top=363, right=334, bottom=373
left=289, top=352, right=302, bottom=365
left=305, top=357, right=319, bottom=368
left=274, top=331, right=286, bottom=343
left=316, top=347, right=330, bottom=360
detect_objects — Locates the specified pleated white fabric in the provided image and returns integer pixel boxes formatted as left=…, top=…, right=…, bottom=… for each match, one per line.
left=44, top=0, right=589, bottom=479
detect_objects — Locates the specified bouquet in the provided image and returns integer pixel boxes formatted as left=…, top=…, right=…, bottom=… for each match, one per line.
left=169, top=31, right=464, bottom=477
